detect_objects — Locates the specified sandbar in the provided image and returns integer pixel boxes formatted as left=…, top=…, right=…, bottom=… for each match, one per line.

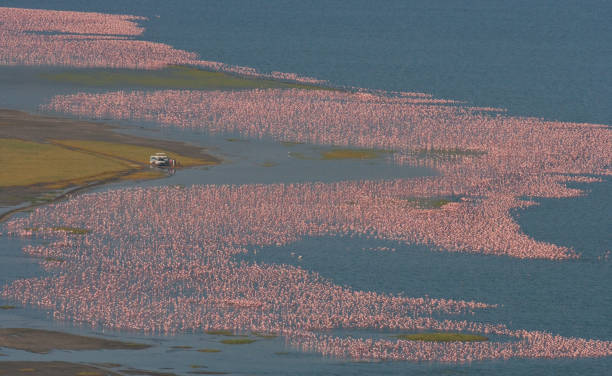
left=0, top=328, right=150, bottom=354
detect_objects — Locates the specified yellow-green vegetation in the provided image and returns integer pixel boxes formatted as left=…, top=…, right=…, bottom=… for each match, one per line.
left=26, top=227, right=90, bottom=235
left=170, top=345, right=193, bottom=349
left=220, top=338, right=256, bottom=345
left=0, top=138, right=211, bottom=191
left=259, top=161, right=278, bottom=167
left=121, top=342, right=150, bottom=349
left=251, top=332, right=278, bottom=339
left=76, top=372, right=104, bottom=376
left=197, top=348, right=221, bottom=353
left=321, top=148, right=388, bottom=160
left=415, top=148, right=486, bottom=158
left=274, top=351, right=290, bottom=355
left=400, top=196, right=459, bottom=209
left=52, top=226, right=90, bottom=234
left=41, top=65, right=328, bottom=91
left=0, top=305, right=16, bottom=310
left=289, top=147, right=391, bottom=161
left=29, top=192, right=58, bottom=205
left=280, top=141, right=304, bottom=146
left=393, top=332, right=488, bottom=342
left=0, top=139, right=129, bottom=188
left=190, top=365, right=207, bottom=369
left=205, top=330, right=234, bottom=336
left=52, top=140, right=210, bottom=167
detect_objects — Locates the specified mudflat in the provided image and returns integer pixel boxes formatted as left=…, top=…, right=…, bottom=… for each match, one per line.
left=0, top=328, right=150, bottom=353
left=0, top=361, right=123, bottom=375
left=0, top=109, right=219, bottom=210
left=0, top=361, right=124, bottom=376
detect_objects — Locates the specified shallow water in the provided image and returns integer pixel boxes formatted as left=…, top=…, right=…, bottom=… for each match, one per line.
left=1, top=170, right=610, bottom=375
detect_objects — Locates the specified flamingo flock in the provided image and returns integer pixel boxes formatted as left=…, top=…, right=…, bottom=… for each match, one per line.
left=3, top=183, right=612, bottom=362
left=43, top=89, right=611, bottom=179
left=0, top=7, right=325, bottom=84
left=42, top=89, right=611, bottom=261
left=2, top=4, right=612, bottom=364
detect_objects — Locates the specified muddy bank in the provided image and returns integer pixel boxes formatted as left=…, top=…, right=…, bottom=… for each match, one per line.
left=0, top=109, right=220, bottom=214
left=0, top=328, right=150, bottom=354
left=0, top=109, right=217, bottom=157
left=0, top=361, right=123, bottom=376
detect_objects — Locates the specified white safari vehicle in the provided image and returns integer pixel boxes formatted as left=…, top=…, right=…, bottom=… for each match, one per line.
left=149, top=152, right=170, bottom=167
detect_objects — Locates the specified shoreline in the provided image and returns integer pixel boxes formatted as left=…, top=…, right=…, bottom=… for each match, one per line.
left=0, top=109, right=220, bottom=223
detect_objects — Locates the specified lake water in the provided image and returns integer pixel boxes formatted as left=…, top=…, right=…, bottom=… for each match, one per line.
left=3, top=0, right=611, bottom=125
left=0, top=1, right=611, bottom=375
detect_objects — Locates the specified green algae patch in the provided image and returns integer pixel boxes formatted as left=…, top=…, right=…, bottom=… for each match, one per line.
left=41, top=66, right=329, bottom=91
left=121, top=342, right=151, bottom=349
left=0, top=305, right=16, bottom=310
left=321, top=148, right=388, bottom=160
left=289, top=147, right=391, bottom=161
left=197, top=348, right=221, bottom=353
left=220, top=338, right=256, bottom=345
left=414, top=148, right=486, bottom=159
left=51, top=226, right=90, bottom=234
left=170, top=345, right=193, bottom=349
left=25, top=227, right=89, bottom=235
left=393, top=332, right=488, bottom=342
left=280, top=141, right=304, bottom=146
left=398, top=196, right=463, bottom=209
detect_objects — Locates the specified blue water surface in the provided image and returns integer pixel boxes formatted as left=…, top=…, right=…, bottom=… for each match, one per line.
left=3, top=0, right=612, bottom=125
left=0, top=1, right=611, bottom=375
